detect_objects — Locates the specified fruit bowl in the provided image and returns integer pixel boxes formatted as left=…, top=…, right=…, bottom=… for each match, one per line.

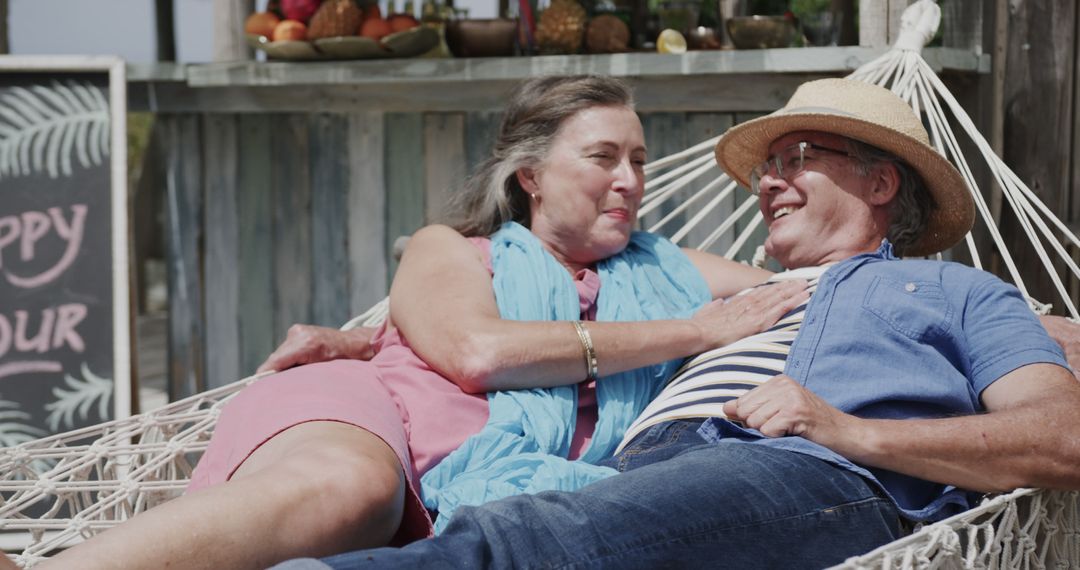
left=725, top=15, right=796, bottom=49
left=445, top=19, right=518, bottom=58
left=246, top=26, right=439, bottom=61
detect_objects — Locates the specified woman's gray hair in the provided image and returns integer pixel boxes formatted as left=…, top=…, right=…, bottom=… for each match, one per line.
left=441, top=75, right=635, bottom=237
left=845, top=139, right=936, bottom=256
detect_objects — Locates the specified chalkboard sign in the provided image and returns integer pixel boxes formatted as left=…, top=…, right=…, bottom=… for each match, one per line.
left=0, top=57, right=131, bottom=449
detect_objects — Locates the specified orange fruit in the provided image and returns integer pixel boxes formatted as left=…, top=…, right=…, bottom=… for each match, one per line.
left=272, top=19, right=308, bottom=41
left=359, top=18, right=393, bottom=40
left=388, top=14, right=419, bottom=33
left=245, top=11, right=282, bottom=38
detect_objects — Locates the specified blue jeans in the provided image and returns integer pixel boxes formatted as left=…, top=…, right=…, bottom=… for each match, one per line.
left=276, top=420, right=902, bottom=570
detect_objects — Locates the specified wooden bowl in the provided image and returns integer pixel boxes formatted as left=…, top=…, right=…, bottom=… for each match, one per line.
left=725, top=15, right=796, bottom=49
left=686, top=26, right=723, bottom=50
left=446, top=19, right=518, bottom=58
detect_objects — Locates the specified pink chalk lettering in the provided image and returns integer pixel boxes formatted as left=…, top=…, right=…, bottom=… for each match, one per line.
left=4, top=204, right=87, bottom=289
left=14, top=308, right=54, bottom=353
left=0, top=216, right=18, bottom=269
left=0, top=360, right=62, bottom=380
left=52, top=303, right=87, bottom=353
left=0, top=313, right=10, bottom=358
left=50, top=205, right=87, bottom=241
left=20, top=210, right=50, bottom=262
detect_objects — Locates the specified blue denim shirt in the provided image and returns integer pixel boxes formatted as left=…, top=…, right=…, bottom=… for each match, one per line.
left=698, top=241, right=1070, bottom=522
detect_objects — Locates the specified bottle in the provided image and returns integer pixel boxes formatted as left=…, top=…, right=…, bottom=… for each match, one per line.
left=421, top=0, right=439, bottom=22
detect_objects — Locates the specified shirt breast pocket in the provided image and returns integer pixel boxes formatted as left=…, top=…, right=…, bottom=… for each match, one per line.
left=861, top=276, right=953, bottom=342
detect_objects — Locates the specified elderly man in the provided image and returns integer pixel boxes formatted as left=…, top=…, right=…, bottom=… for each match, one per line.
left=280, top=79, right=1080, bottom=569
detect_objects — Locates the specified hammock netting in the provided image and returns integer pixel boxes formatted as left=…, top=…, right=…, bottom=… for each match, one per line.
left=1, top=1, right=1077, bottom=567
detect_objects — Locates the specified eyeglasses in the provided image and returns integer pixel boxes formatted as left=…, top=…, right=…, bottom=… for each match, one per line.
left=749, top=141, right=856, bottom=195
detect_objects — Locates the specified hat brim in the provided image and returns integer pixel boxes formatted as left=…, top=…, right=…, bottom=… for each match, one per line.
left=714, top=111, right=975, bottom=256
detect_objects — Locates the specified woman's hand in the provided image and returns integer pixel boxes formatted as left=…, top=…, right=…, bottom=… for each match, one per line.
left=691, top=280, right=809, bottom=349
left=256, top=325, right=378, bottom=374
left=1040, top=315, right=1080, bottom=379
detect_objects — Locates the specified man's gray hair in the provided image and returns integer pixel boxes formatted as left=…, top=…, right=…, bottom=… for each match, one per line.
left=845, top=139, right=936, bottom=256
left=441, top=75, right=635, bottom=237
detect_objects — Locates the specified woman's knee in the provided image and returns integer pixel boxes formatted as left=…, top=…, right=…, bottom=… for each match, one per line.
left=239, top=423, right=407, bottom=544
left=291, top=426, right=401, bottom=497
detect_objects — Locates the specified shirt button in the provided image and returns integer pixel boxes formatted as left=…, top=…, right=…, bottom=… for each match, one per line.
left=905, top=282, right=917, bottom=292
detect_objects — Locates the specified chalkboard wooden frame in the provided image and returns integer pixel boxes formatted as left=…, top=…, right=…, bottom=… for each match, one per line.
left=0, top=56, right=132, bottom=433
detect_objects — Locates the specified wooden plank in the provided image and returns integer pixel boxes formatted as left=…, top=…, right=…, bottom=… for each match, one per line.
left=201, top=114, right=242, bottom=389
left=989, top=0, right=1007, bottom=158
left=423, top=113, right=467, bottom=223
left=1073, top=0, right=1080, bottom=226
left=1070, top=0, right=1080, bottom=304
left=212, top=0, right=254, bottom=62
left=984, top=0, right=1006, bottom=260
left=683, top=113, right=736, bottom=254
left=832, top=0, right=858, bottom=46
left=729, top=112, right=769, bottom=265
left=942, top=0, right=985, bottom=53
left=464, top=111, right=502, bottom=173
left=384, top=113, right=426, bottom=283
left=181, top=48, right=989, bottom=88
left=131, top=49, right=990, bottom=115
left=640, top=113, right=687, bottom=234
left=1000, top=0, right=1077, bottom=311
left=347, top=112, right=389, bottom=317
left=155, top=0, right=177, bottom=61
left=859, top=0, right=890, bottom=47
left=272, top=114, right=313, bottom=339
left=236, top=114, right=276, bottom=375
left=887, top=0, right=912, bottom=44
left=0, top=0, right=8, bottom=54
left=309, top=113, right=352, bottom=328
left=162, top=115, right=205, bottom=400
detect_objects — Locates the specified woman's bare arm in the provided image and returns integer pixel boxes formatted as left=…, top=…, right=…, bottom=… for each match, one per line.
left=681, top=248, right=774, bottom=299
left=390, top=225, right=806, bottom=393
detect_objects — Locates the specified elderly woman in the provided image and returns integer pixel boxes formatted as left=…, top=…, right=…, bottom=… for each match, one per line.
left=39, top=76, right=805, bottom=570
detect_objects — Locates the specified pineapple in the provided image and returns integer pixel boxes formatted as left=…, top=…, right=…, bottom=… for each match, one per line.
left=536, top=0, right=587, bottom=54
left=308, top=0, right=365, bottom=39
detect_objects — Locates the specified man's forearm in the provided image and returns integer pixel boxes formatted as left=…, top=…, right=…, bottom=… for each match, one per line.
left=816, top=364, right=1080, bottom=494
left=827, top=372, right=1080, bottom=492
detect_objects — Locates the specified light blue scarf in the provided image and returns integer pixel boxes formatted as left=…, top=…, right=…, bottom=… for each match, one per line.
left=420, top=222, right=711, bottom=532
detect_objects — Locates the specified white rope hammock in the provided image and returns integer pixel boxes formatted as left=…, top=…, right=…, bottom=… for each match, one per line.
left=1, top=1, right=1077, bottom=567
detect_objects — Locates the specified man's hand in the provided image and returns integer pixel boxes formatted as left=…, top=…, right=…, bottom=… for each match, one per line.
left=1040, top=315, right=1080, bottom=379
left=722, top=375, right=856, bottom=444
left=256, top=325, right=378, bottom=374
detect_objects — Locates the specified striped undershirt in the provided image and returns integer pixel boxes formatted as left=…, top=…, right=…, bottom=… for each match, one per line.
left=616, top=265, right=829, bottom=453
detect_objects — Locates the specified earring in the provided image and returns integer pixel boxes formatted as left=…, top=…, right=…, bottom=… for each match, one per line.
left=531, top=193, right=538, bottom=202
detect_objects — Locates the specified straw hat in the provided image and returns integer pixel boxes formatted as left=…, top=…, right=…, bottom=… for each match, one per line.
left=714, top=78, right=974, bottom=256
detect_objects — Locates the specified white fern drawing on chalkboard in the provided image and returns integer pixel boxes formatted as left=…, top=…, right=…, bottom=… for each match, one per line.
left=0, top=80, right=110, bottom=181
left=43, top=363, right=113, bottom=432
left=0, top=398, right=46, bottom=448
left=0, top=398, right=54, bottom=475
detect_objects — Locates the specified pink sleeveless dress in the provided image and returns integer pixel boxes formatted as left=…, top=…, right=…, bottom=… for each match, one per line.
left=187, top=237, right=600, bottom=544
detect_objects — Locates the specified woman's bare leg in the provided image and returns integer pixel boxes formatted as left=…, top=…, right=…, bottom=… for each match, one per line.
left=40, top=421, right=406, bottom=570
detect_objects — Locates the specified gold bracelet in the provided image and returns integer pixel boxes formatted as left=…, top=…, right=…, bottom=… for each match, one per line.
left=572, top=321, right=598, bottom=381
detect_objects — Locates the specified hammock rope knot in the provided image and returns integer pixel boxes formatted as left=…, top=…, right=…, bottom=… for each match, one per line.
left=894, top=0, right=941, bottom=53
